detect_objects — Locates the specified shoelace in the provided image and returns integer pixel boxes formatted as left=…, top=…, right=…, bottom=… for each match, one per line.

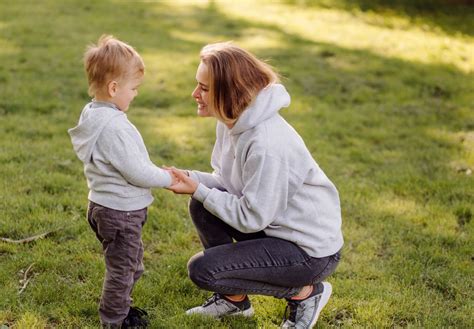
left=203, top=293, right=223, bottom=307
left=283, top=300, right=300, bottom=323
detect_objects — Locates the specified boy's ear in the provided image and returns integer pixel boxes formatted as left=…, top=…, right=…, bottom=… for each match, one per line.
left=107, top=81, right=118, bottom=97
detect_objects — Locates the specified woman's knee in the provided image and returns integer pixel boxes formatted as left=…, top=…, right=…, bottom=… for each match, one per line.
left=187, top=251, right=212, bottom=288
left=187, top=251, right=204, bottom=271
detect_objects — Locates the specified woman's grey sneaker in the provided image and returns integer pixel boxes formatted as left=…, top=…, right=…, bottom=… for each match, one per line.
left=281, top=282, right=332, bottom=329
left=186, top=293, right=254, bottom=318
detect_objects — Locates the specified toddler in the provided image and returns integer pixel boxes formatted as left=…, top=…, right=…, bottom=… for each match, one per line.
left=68, top=35, right=175, bottom=328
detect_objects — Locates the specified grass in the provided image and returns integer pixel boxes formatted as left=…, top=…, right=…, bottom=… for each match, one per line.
left=0, top=0, right=473, bottom=327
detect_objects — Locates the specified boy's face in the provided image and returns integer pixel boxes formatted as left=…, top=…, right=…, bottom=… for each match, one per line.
left=112, top=75, right=143, bottom=112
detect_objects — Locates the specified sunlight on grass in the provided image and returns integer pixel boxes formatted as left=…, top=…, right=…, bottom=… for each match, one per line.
left=136, top=112, right=214, bottom=152
left=374, top=195, right=422, bottom=218
left=426, top=128, right=474, bottom=174
left=142, top=52, right=196, bottom=78
left=218, top=1, right=473, bottom=72
left=169, top=29, right=216, bottom=45
left=370, top=193, right=459, bottom=234
left=150, top=116, right=203, bottom=150
left=0, top=37, right=19, bottom=55
left=238, top=28, right=287, bottom=50
left=14, top=312, right=48, bottom=328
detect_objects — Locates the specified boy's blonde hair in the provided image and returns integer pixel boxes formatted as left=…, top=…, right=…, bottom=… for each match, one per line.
left=84, top=35, right=145, bottom=97
left=200, top=42, right=279, bottom=125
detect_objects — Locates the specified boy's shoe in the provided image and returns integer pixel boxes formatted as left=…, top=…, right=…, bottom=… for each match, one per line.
left=280, top=282, right=332, bottom=329
left=185, top=293, right=254, bottom=318
left=121, top=306, right=149, bottom=328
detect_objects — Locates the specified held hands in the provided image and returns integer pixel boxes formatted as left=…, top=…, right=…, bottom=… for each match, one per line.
left=168, top=169, right=179, bottom=186
left=164, top=167, right=198, bottom=195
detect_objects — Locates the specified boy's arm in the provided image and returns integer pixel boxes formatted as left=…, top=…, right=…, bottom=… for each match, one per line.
left=98, top=127, right=172, bottom=188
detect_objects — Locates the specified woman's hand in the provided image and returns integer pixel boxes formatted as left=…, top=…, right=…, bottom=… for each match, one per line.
left=163, top=166, right=188, bottom=186
left=166, top=167, right=199, bottom=195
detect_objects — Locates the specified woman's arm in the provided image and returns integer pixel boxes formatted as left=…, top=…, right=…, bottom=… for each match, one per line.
left=189, top=170, right=224, bottom=190
left=170, top=152, right=293, bottom=233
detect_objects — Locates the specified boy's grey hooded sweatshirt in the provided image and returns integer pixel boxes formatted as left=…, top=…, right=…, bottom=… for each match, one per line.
left=190, top=84, right=343, bottom=258
left=68, top=101, right=171, bottom=211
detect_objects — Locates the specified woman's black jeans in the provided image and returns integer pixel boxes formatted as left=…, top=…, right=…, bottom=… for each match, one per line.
left=187, top=198, right=340, bottom=299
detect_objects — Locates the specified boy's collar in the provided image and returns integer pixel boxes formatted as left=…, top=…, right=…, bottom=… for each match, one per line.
left=91, top=99, right=121, bottom=111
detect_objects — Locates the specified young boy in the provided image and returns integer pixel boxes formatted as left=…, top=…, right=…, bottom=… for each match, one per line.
left=68, top=35, right=175, bottom=328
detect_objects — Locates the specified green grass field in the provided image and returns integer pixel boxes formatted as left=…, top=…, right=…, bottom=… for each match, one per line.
left=1, top=0, right=473, bottom=328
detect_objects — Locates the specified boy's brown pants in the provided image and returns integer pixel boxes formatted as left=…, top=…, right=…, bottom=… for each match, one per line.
left=87, top=201, right=147, bottom=327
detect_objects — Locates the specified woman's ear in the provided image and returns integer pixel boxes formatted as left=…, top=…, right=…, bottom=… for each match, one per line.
left=107, top=80, right=118, bottom=97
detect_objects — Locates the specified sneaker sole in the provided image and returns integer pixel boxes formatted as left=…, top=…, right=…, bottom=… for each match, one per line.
left=185, top=305, right=254, bottom=318
left=309, top=282, right=332, bottom=328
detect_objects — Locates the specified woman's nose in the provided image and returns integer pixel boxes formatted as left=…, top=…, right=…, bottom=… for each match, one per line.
left=192, top=87, right=199, bottom=99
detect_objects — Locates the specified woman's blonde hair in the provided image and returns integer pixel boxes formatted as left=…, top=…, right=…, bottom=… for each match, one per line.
left=84, top=35, right=145, bottom=97
left=200, top=42, right=279, bottom=124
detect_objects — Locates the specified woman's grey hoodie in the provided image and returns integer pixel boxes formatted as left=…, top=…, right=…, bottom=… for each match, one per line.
left=68, top=101, right=171, bottom=211
left=190, top=84, right=343, bottom=257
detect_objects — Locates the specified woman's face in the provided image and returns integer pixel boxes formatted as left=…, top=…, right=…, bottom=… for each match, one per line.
left=192, top=62, right=212, bottom=117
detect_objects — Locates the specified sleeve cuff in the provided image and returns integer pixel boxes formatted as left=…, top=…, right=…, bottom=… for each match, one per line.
left=189, top=170, right=200, bottom=183
left=164, top=170, right=173, bottom=187
left=192, top=183, right=211, bottom=202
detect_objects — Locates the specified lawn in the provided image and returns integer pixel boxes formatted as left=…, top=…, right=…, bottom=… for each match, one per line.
left=0, top=0, right=473, bottom=328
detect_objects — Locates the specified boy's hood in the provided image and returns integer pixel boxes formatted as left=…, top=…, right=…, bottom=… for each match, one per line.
left=68, top=101, right=124, bottom=164
left=230, top=83, right=291, bottom=135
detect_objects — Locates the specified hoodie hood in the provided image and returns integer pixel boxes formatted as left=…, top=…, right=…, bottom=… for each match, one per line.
left=230, top=83, right=290, bottom=135
left=68, top=101, right=124, bottom=164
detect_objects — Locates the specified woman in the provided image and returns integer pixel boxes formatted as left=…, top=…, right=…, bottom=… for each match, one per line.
left=168, top=42, right=343, bottom=328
